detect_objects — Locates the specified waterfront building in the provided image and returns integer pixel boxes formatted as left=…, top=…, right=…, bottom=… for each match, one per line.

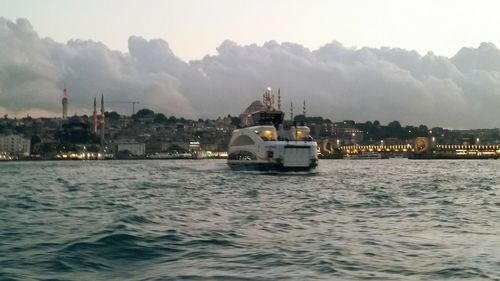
left=330, top=120, right=364, bottom=145
left=112, top=139, right=146, bottom=156
left=0, top=134, right=31, bottom=157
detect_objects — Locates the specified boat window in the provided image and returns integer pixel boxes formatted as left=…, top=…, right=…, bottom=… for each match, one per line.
left=290, top=129, right=314, bottom=141
left=293, top=129, right=309, bottom=141
left=231, top=135, right=255, bottom=146
left=259, top=130, right=277, bottom=141
left=295, top=130, right=305, bottom=140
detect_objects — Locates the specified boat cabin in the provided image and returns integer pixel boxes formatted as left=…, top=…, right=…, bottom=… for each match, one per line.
left=250, top=111, right=284, bottom=128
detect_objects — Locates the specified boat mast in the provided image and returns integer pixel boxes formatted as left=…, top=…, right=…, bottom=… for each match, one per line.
left=263, top=87, right=274, bottom=110
left=277, top=88, right=281, bottom=111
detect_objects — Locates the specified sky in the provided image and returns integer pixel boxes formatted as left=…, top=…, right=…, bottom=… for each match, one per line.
left=2, top=0, right=500, bottom=128
left=2, top=0, right=500, bottom=61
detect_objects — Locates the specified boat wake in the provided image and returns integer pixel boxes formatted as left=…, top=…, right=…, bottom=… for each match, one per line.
left=234, top=169, right=319, bottom=176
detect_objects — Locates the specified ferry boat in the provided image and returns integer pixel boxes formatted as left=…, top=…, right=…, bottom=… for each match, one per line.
left=227, top=88, right=318, bottom=171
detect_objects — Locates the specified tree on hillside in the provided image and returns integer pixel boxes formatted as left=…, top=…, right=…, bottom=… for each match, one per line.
left=387, top=120, right=404, bottom=139
left=168, top=116, right=177, bottom=123
left=229, top=116, right=241, bottom=127
left=30, top=135, right=41, bottom=154
left=294, top=115, right=324, bottom=124
left=105, top=111, right=121, bottom=121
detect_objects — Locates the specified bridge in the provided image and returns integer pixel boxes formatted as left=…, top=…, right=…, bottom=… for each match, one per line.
left=321, top=137, right=500, bottom=159
left=340, top=144, right=414, bottom=153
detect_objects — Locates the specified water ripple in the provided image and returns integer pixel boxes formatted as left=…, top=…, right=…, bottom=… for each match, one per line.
left=0, top=159, right=499, bottom=280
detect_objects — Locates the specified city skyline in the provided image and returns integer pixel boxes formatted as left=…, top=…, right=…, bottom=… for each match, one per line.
left=2, top=1, right=500, bottom=128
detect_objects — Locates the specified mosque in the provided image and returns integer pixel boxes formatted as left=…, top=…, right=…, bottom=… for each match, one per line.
left=61, top=88, right=106, bottom=150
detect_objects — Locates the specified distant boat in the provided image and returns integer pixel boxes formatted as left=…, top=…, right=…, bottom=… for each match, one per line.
left=344, top=151, right=388, bottom=160
left=227, top=88, right=318, bottom=171
left=146, top=152, right=196, bottom=159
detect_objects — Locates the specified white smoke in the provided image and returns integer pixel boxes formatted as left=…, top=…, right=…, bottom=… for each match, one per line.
left=1, top=18, right=500, bottom=128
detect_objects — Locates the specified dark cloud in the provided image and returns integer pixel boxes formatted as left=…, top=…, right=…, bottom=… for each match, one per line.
left=1, top=18, right=500, bottom=128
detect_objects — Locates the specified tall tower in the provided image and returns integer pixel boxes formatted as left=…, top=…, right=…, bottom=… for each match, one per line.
left=92, top=96, right=98, bottom=134
left=303, top=100, right=306, bottom=118
left=62, top=88, right=68, bottom=119
left=100, top=94, right=105, bottom=149
left=290, top=102, right=294, bottom=121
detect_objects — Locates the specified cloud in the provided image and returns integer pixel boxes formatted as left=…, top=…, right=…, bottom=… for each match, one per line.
left=0, top=18, right=197, bottom=118
left=1, top=18, right=500, bottom=128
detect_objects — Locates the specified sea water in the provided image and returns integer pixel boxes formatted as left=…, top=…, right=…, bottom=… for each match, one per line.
left=0, top=160, right=499, bottom=280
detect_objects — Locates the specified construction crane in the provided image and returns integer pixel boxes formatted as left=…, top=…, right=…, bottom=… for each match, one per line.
left=127, top=101, right=140, bottom=115
left=110, top=101, right=140, bottom=115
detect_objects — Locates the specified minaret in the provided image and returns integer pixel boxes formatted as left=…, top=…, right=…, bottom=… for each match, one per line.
left=62, top=88, right=68, bottom=119
left=277, top=88, right=281, bottom=111
left=100, top=94, right=105, bottom=149
left=92, top=97, right=98, bottom=134
left=290, top=102, right=294, bottom=121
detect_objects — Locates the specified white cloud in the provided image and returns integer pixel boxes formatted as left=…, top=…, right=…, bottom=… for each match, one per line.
left=1, top=18, right=500, bottom=128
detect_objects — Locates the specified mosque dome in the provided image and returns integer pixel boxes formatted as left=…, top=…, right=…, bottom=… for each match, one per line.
left=243, top=100, right=265, bottom=114
left=67, top=115, right=85, bottom=125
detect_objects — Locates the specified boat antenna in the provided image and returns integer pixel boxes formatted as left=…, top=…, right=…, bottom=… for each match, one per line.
left=263, top=87, right=273, bottom=109
left=277, top=88, right=281, bottom=111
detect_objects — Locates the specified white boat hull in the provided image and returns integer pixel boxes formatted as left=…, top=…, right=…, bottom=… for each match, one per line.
left=227, top=139, right=318, bottom=171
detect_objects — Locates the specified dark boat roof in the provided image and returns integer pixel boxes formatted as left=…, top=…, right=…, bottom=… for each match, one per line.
left=250, top=110, right=284, bottom=127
